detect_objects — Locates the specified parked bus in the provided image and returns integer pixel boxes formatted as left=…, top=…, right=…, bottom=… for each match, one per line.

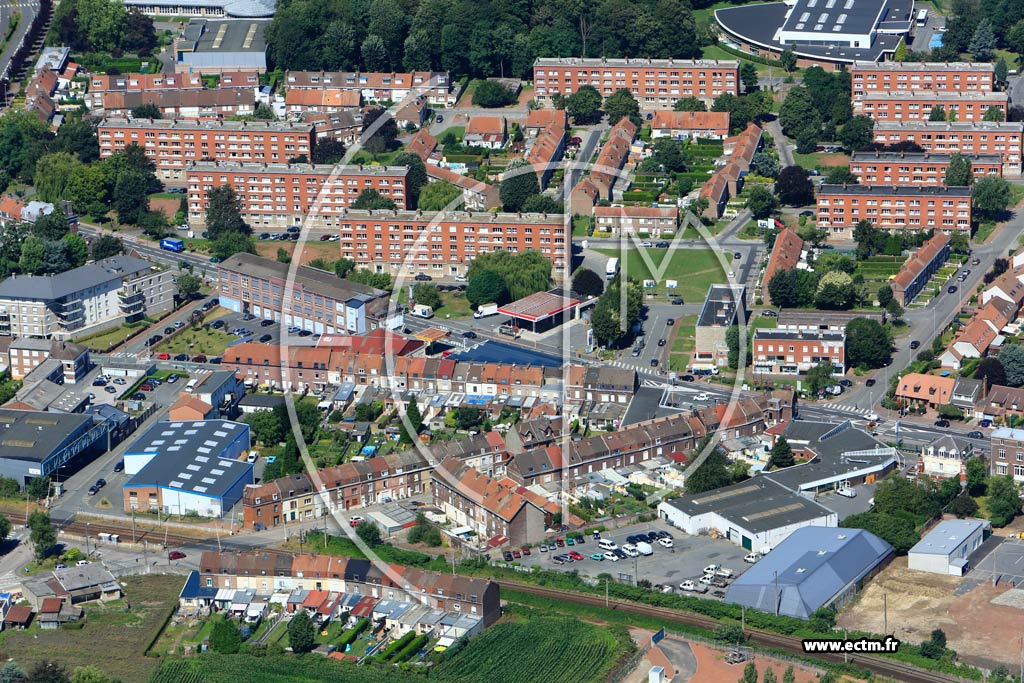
left=916, top=8, right=928, bottom=25
left=160, top=237, right=185, bottom=252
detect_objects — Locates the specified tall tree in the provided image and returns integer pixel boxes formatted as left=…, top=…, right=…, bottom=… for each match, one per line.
left=28, top=510, right=56, bottom=560
left=603, top=89, right=641, bottom=126
left=90, top=235, right=123, bottom=260
left=987, top=475, right=1021, bottom=527
left=685, top=448, right=731, bottom=493
left=205, top=186, right=250, bottom=239
left=984, top=106, right=1006, bottom=122
left=351, top=188, right=397, bottom=210
left=846, top=317, right=891, bottom=368
left=499, top=158, right=541, bottom=211
left=968, top=18, right=997, bottom=61
left=571, top=268, right=604, bottom=298
left=975, top=357, right=1007, bottom=388
left=361, top=35, right=390, bottom=71
left=361, top=108, right=399, bottom=154
left=418, top=180, right=462, bottom=210
left=929, top=105, right=947, bottom=122
left=392, top=152, right=427, bottom=208
left=673, top=96, right=706, bottom=112
left=739, top=62, right=759, bottom=93
left=130, top=103, right=161, bottom=120
left=466, top=269, right=511, bottom=307
left=840, top=115, right=874, bottom=152
left=209, top=617, right=242, bottom=653
left=973, top=176, right=1013, bottom=220
left=944, top=153, right=973, bottom=186
left=566, top=85, right=602, bottom=123
left=775, top=166, right=815, bottom=206
left=111, top=170, right=150, bottom=225
left=287, top=610, right=317, bottom=653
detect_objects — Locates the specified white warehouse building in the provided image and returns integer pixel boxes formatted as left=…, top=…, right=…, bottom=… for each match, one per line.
left=657, top=477, right=837, bottom=552
left=908, top=518, right=991, bottom=576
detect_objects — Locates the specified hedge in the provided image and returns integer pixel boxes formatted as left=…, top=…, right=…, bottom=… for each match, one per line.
left=712, top=41, right=786, bottom=68
left=379, top=630, right=416, bottom=661
left=338, top=618, right=369, bottom=648
left=393, top=634, right=429, bottom=662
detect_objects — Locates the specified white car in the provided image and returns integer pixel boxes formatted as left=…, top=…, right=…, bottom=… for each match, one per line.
left=695, top=393, right=710, bottom=402
left=658, top=537, right=674, bottom=548
left=727, top=270, right=735, bottom=279
left=454, top=275, right=467, bottom=282
left=246, top=452, right=258, bottom=463
left=743, top=553, right=761, bottom=564
left=603, top=551, right=619, bottom=562
left=76, top=560, right=90, bottom=566
left=865, top=412, right=880, bottom=422
left=698, top=574, right=716, bottom=585
left=622, top=544, right=640, bottom=557
left=703, top=564, right=722, bottom=575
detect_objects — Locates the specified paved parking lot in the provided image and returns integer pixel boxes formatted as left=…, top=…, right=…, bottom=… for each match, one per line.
left=509, top=520, right=751, bottom=592
left=971, top=537, right=1024, bottom=584
left=214, top=309, right=322, bottom=348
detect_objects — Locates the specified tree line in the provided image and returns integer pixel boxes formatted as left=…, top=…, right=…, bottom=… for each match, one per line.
left=265, top=0, right=705, bottom=79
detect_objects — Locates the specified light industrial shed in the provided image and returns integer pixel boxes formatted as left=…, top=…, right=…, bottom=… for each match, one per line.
left=908, top=518, right=991, bottom=576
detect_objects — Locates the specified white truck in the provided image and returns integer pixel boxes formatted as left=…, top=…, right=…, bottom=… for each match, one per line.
left=679, top=580, right=707, bottom=593
left=605, top=257, right=620, bottom=280
left=474, top=303, right=499, bottom=319
left=412, top=304, right=434, bottom=319
left=635, top=541, right=654, bottom=556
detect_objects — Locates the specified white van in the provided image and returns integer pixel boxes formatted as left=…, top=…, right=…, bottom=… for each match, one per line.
left=185, top=379, right=199, bottom=393
left=598, top=539, right=618, bottom=552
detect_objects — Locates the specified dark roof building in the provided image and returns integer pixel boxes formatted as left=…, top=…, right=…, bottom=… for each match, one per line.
left=725, top=527, right=892, bottom=618
left=0, top=409, right=107, bottom=484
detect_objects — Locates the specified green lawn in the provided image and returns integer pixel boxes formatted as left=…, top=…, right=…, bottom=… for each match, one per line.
left=153, top=325, right=236, bottom=357
left=595, top=247, right=726, bottom=301
left=573, top=215, right=593, bottom=237
left=791, top=151, right=850, bottom=170
left=668, top=314, right=697, bottom=372
left=74, top=324, right=140, bottom=352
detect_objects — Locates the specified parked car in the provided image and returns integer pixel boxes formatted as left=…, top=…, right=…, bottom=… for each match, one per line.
left=865, top=378, right=876, bottom=387
left=260, top=319, right=274, bottom=327
left=414, top=273, right=433, bottom=281
left=539, top=544, right=548, bottom=552
left=679, top=580, right=707, bottom=593
left=155, top=353, right=170, bottom=360
left=948, top=285, right=958, bottom=294
left=658, top=537, right=673, bottom=548
left=167, top=374, right=179, bottom=384
left=113, top=377, right=126, bottom=385
left=164, top=327, right=174, bottom=335
left=658, top=338, right=666, bottom=347
left=104, top=385, right=117, bottom=393
left=679, top=374, right=695, bottom=382
left=168, top=551, right=187, bottom=561
left=671, top=298, right=683, bottom=305
left=512, top=549, right=521, bottom=558
left=568, top=551, right=584, bottom=561
left=139, top=383, right=154, bottom=392
left=259, top=334, right=272, bottom=343
left=193, top=355, right=208, bottom=363
left=503, top=551, right=514, bottom=562
left=640, top=241, right=653, bottom=247
left=349, top=516, right=364, bottom=527
left=521, top=546, right=531, bottom=555
left=462, top=331, right=477, bottom=339
left=935, top=419, right=951, bottom=427
left=656, top=241, right=670, bottom=248
left=743, top=553, right=761, bottom=563
left=967, top=431, right=984, bottom=439
left=733, top=251, right=742, bottom=259
left=590, top=553, right=605, bottom=561
left=603, top=551, right=619, bottom=562
left=910, top=340, right=921, bottom=350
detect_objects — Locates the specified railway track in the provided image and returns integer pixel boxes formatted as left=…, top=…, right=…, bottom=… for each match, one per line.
left=500, top=581, right=962, bottom=683
left=8, top=511, right=207, bottom=548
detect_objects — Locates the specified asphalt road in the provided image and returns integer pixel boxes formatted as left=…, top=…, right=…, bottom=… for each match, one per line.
left=78, top=223, right=216, bottom=276
left=0, top=0, right=40, bottom=91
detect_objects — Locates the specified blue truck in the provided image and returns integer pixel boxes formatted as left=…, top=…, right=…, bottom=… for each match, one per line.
left=160, top=237, right=185, bottom=252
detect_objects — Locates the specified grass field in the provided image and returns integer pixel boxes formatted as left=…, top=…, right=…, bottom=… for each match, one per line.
left=153, top=324, right=236, bottom=357
left=75, top=324, right=140, bottom=351
left=434, top=291, right=473, bottom=319
left=668, top=314, right=697, bottom=372
left=595, top=247, right=726, bottom=301
left=0, top=574, right=180, bottom=683
left=792, top=151, right=849, bottom=170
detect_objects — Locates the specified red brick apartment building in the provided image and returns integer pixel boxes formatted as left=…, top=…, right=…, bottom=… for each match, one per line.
left=850, top=61, right=995, bottom=99
left=533, top=57, right=738, bottom=108
left=334, top=210, right=567, bottom=278
left=593, top=206, right=677, bottom=235
left=816, top=185, right=973, bottom=237
left=752, top=329, right=846, bottom=375
left=283, top=70, right=456, bottom=106
left=97, top=118, right=314, bottom=179
left=185, top=161, right=411, bottom=227
left=859, top=91, right=1008, bottom=122
left=849, top=151, right=1002, bottom=186
left=872, top=121, right=1023, bottom=176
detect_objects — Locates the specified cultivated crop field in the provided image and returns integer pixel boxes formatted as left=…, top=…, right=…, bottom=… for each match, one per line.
left=150, top=616, right=631, bottom=683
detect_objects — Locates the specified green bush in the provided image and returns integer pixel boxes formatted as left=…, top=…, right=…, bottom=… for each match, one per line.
left=379, top=630, right=416, bottom=661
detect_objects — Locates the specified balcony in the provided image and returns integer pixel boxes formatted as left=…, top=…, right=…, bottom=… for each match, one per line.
left=119, top=289, right=146, bottom=321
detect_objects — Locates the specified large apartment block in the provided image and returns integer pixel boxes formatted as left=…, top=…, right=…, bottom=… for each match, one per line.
left=185, top=161, right=411, bottom=227
left=284, top=70, right=457, bottom=106
left=849, top=151, right=1002, bottom=186
left=97, top=118, right=314, bottom=179
left=216, top=253, right=390, bottom=335
left=859, top=90, right=1008, bottom=122
left=816, top=185, right=972, bottom=237
left=532, top=57, right=738, bottom=108
left=873, top=121, right=1023, bottom=175
left=752, top=329, right=845, bottom=375
left=0, top=256, right=173, bottom=339
left=335, top=210, right=567, bottom=277
left=850, top=62, right=995, bottom=99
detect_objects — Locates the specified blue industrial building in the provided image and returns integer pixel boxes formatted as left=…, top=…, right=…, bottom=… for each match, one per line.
left=725, top=527, right=893, bottom=619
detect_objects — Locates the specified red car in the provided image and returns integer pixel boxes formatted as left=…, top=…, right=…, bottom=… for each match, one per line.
left=512, top=549, right=521, bottom=558
left=568, top=551, right=584, bottom=561
left=168, top=551, right=186, bottom=560
left=157, top=353, right=170, bottom=360
left=521, top=546, right=531, bottom=555
left=555, top=538, right=565, bottom=547
left=139, top=383, right=154, bottom=391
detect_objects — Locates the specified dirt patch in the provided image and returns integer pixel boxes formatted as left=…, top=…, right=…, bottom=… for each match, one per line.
left=255, top=240, right=345, bottom=266
left=815, top=153, right=849, bottom=167
left=150, top=197, right=180, bottom=219
left=837, top=556, right=1024, bottom=670
left=689, top=642, right=825, bottom=683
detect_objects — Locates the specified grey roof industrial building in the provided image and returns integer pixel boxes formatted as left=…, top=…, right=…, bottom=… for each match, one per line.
left=765, top=421, right=898, bottom=492
left=715, top=0, right=913, bottom=65
left=0, top=409, right=108, bottom=483
left=725, top=527, right=893, bottom=618
left=175, top=19, right=270, bottom=72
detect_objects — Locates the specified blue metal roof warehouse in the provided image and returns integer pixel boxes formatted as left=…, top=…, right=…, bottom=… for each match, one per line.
left=725, top=527, right=892, bottom=619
